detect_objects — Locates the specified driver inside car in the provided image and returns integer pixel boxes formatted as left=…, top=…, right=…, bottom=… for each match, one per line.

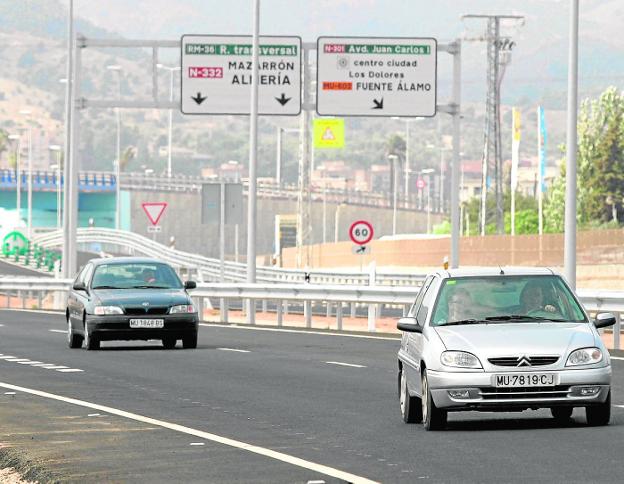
left=519, top=281, right=557, bottom=315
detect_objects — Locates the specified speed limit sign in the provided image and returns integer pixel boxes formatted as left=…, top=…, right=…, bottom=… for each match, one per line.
left=349, top=220, right=374, bottom=245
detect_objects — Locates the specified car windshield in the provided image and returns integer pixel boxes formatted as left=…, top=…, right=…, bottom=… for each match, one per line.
left=91, top=262, right=183, bottom=290
left=430, top=275, right=587, bottom=326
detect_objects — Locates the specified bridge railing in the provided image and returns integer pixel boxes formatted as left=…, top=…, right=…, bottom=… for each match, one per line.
left=0, top=276, right=621, bottom=346
left=32, top=228, right=428, bottom=286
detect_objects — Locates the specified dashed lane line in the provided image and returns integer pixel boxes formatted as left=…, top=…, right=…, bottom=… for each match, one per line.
left=217, top=348, right=251, bottom=353
left=0, top=381, right=378, bottom=484
left=49, top=329, right=67, bottom=334
left=0, top=354, right=83, bottom=373
left=610, top=356, right=624, bottom=361
left=325, top=361, right=367, bottom=368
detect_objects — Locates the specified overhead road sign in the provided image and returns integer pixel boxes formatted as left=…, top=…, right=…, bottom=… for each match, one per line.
left=313, top=118, right=345, bottom=149
left=349, top=220, right=374, bottom=245
left=316, top=37, right=437, bottom=117
left=181, top=35, right=302, bottom=115
left=142, top=202, right=168, bottom=226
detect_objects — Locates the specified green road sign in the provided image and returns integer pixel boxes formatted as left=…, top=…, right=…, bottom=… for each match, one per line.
left=2, top=230, right=28, bottom=257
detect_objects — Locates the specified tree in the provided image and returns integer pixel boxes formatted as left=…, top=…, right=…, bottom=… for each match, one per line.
left=545, top=87, right=624, bottom=231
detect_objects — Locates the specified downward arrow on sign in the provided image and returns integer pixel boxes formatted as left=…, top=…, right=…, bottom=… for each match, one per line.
left=192, top=92, right=207, bottom=105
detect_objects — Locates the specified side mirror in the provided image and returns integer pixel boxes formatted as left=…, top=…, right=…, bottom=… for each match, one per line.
left=184, top=280, right=197, bottom=290
left=594, top=312, right=616, bottom=329
left=397, top=317, right=423, bottom=333
left=73, top=281, right=87, bottom=292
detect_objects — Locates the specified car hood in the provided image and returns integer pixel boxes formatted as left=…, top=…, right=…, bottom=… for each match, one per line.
left=434, top=322, right=597, bottom=357
left=94, top=289, right=190, bottom=308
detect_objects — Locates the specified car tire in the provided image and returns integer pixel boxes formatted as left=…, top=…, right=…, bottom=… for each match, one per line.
left=586, top=391, right=611, bottom=426
left=399, top=367, right=422, bottom=424
left=422, top=370, right=447, bottom=431
left=67, top=318, right=83, bottom=349
left=84, top=322, right=100, bottom=351
left=551, top=406, right=573, bottom=422
left=162, top=337, right=177, bottom=349
left=182, top=332, right=198, bottom=349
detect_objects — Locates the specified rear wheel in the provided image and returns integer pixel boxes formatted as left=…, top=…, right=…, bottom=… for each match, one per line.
left=551, top=406, right=573, bottom=422
left=586, top=391, right=611, bottom=426
left=67, top=318, right=83, bottom=349
left=84, top=322, right=100, bottom=351
left=399, top=367, right=422, bottom=423
left=422, top=370, right=447, bottom=431
left=162, top=337, right=177, bottom=349
left=182, top=332, right=198, bottom=349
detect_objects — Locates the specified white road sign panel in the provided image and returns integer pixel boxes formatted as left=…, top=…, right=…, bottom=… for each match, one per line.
left=181, top=35, right=302, bottom=115
left=316, top=37, right=437, bottom=117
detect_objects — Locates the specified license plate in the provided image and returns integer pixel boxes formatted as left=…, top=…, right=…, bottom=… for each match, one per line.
left=494, top=373, right=558, bottom=387
left=129, top=319, right=164, bottom=329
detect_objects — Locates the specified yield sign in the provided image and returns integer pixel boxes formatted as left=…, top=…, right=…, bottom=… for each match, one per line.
left=142, top=202, right=168, bottom=226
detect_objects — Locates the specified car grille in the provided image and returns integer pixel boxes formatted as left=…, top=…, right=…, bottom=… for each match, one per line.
left=124, top=307, right=169, bottom=315
left=488, top=356, right=559, bottom=367
left=479, top=386, right=571, bottom=400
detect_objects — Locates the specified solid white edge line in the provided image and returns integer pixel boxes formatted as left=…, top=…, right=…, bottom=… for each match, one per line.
left=201, top=323, right=400, bottom=341
left=217, top=348, right=251, bottom=353
left=0, top=381, right=378, bottom=484
left=325, top=361, right=367, bottom=368
left=0, top=309, right=63, bottom=315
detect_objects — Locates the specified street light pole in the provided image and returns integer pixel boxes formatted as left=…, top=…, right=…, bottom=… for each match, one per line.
left=564, top=0, right=579, bottom=290
left=107, top=64, right=122, bottom=230
left=8, top=135, right=21, bottom=226
left=421, top=168, right=435, bottom=234
left=157, top=64, right=180, bottom=178
left=389, top=154, right=399, bottom=235
left=19, top=110, right=33, bottom=239
left=49, top=145, right=63, bottom=228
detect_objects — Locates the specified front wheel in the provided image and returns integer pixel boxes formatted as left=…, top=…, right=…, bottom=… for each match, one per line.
left=422, top=370, right=447, bottom=431
left=67, top=318, right=83, bottom=349
left=586, top=391, right=611, bottom=426
left=399, top=367, right=422, bottom=423
left=182, top=332, right=198, bottom=349
left=84, top=322, right=100, bottom=351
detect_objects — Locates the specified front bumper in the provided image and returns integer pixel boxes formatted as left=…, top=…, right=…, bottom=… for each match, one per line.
left=85, top=314, right=198, bottom=341
left=427, top=366, right=611, bottom=411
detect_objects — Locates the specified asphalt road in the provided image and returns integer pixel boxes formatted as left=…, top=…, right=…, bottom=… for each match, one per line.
left=0, top=309, right=623, bottom=483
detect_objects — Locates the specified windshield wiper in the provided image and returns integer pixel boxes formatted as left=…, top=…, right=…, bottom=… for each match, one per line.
left=92, top=285, right=122, bottom=289
left=130, top=285, right=169, bottom=289
left=441, top=319, right=488, bottom=326
left=485, top=315, right=568, bottom=322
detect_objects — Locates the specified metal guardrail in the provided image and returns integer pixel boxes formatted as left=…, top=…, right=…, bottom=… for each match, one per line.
left=0, top=277, right=621, bottom=346
left=32, top=228, right=428, bottom=286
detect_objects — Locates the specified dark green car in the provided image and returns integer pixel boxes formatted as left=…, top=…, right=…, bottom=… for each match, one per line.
left=66, top=257, right=199, bottom=350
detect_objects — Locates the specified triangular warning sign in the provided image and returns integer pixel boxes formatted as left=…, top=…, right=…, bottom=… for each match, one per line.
left=321, top=127, right=335, bottom=141
left=142, top=202, right=168, bottom=226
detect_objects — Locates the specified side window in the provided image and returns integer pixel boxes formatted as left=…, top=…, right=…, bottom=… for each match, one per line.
left=408, top=276, right=433, bottom=317
left=74, top=265, right=88, bottom=286
left=82, top=264, right=94, bottom=287
left=416, top=278, right=438, bottom=325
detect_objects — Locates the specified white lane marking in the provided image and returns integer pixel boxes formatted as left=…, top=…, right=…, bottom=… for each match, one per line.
left=610, top=356, right=624, bottom=361
left=0, top=356, right=16, bottom=359
left=0, top=324, right=4, bottom=327
left=614, top=405, right=624, bottom=409
left=201, top=323, right=400, bottom=341
left=88, top=413, right=101, bottom=417
left=4, top=392, right=16, bottom=395
left=4, top=358, right=30, bottom=362
left=0, top=381, right=377, bottom=484
left=31, top=363, right=58, bottom=368
left=0, top=309, right=62, bottom=315
left=189, top=442, right=205, bottom=446
left=49, top=329, right=67, bottom=334
left=42, top=366, right=69, bottom=370
left=217, top=348, right=251, bottom=353
left=18, top=361, right=43, bottom=365
left=325, top=361, right=367, bottom=368
left=57, top=368, right=84, bottom=373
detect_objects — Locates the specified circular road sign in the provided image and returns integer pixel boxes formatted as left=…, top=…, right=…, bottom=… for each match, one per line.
left=349, top=220, right=374, bottom=246
left=416, top=178, right=426, bottom=190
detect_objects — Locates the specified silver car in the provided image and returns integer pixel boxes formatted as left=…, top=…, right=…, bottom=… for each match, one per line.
left=397, top=268, right=615, bottom=430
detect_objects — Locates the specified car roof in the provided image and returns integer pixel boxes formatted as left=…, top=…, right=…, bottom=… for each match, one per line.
left=430, top=266, right=557, bottom=279
left=88, top=257, right=170, bottom=267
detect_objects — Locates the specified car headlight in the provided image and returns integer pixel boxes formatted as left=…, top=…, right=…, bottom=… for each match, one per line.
left=566, top=347, right=603, bottom=366
left=170, top=304, right=196, bottom=314
left=440, top=351, right=482, bottom=369
left=93, top=305, right=124, bottom=315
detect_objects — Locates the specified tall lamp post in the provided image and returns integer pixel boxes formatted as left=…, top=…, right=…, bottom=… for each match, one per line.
left=156, top=64, right=180, bottom=178
left=389, top=154, right=399, bottom=235
left=49, top=145, right=63, bottom=228
left=421, top=168, right=435, bottom=234
left=8, top=134, right=21, bottom=226
left=107, top=64, right=123, bottom=230
left=19, top=109, right=33, bottom=239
